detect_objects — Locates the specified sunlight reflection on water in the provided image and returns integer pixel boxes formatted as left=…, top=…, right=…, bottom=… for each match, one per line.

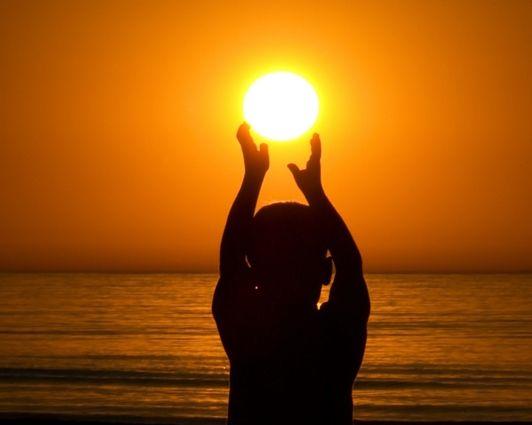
left=0, top=273, right=530, bottom=421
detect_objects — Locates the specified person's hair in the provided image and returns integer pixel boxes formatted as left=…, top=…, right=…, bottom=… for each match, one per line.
left=247, top=202, right=327, bottom=268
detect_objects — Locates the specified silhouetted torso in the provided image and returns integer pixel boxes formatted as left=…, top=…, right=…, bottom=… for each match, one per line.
left=213, top=268, right=366, bottom=425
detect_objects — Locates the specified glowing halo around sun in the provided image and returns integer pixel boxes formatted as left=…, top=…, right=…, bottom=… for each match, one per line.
left=243, top=72, right=319, bottom=141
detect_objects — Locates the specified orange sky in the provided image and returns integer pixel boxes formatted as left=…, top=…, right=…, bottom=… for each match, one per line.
left=1, top=1, right=531, bottom=272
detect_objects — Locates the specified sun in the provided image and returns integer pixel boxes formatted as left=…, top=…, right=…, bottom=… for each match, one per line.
left=243, top=72, right=319, bottom=142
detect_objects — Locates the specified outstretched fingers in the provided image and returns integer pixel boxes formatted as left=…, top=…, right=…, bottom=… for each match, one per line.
left=287, top=163, right=301, bottom=178
left=310, top=133, right=321, bottom=164
left=236, top=122, right=257, bottom=152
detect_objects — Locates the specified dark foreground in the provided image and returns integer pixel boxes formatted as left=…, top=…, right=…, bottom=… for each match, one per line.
left=0, top=414, right=531, bottom=425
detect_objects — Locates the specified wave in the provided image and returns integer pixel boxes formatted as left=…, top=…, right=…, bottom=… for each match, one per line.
left=0, top=412, right=226, bottom=425
left=1, top=367, right=530, bottom=390
left=0, top=368, right=228, bottom=387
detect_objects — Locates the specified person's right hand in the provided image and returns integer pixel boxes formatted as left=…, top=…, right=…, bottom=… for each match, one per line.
left=237, top=123, right=269, bottom=179
left=287, top=133, right=325, bottom=202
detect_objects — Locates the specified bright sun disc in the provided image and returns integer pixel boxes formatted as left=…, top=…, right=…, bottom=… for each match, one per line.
left=243, top=72, right=319, bottom=141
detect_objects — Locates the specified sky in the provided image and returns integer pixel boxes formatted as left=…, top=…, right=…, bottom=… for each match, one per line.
left=1, top=0, right=531, bottom=273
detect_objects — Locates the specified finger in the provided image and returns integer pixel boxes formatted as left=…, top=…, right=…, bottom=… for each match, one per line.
left=236, top=122, right=257, bottom=151
left=259, top=143, right=269, bottom=167
left=287, top=163, right=300, bottom=178
left=310, top=133, right=321, bottom=164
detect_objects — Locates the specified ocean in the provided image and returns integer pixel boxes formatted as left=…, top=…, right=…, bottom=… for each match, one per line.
left=0, top=273, right=530, bottom=422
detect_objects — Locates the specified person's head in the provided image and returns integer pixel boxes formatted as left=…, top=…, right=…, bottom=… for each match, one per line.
left=247, top=202, right=332, bottom=307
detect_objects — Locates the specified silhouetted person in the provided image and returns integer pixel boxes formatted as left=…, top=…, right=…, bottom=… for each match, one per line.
left=213, top=123, right=370, bottom=425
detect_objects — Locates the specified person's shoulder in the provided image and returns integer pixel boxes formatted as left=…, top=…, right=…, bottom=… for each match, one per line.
left=323, top=273, right=370, bottom=321
left=318, top=296, right=368, bottom=326
left=213, top=266, right=252, bottom=318
left=216, top=264, right=252, bottom=287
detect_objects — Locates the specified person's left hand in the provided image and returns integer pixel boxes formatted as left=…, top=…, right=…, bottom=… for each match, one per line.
left=237, top=122, right=269, bottom=178
left=287, top=133, right=324, bottom=202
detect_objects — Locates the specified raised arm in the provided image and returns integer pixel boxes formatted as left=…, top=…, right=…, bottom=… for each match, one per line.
left=288, top=134, right=369, bottom=319
left=219, top=123, right=269, bottom=278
